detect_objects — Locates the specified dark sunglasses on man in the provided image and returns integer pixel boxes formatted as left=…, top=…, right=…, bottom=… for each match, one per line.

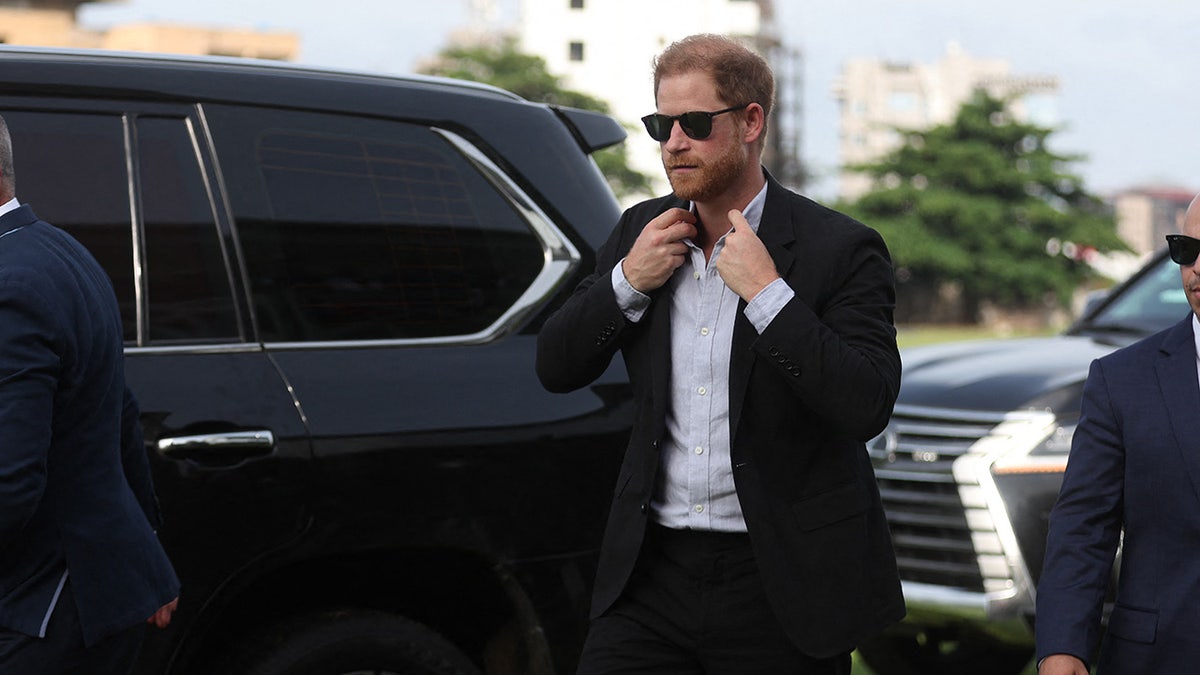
left=1166, top=234, right=1200, bottom=266
left=641, top=103, right=751, bottom=142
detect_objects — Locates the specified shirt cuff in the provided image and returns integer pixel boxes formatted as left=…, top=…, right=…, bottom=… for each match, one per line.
left=744, top=278, right=793, bottom=333
left=612, top=259, right=651, bottom=323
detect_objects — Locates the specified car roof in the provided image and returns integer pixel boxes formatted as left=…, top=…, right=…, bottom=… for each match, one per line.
left=0, top=45, right=523, bottom=115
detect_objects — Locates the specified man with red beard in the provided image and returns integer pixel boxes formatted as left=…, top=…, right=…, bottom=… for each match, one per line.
left=1036, top=193, right=1200, bottom=674
left=537, top=34, right=904, bottom=674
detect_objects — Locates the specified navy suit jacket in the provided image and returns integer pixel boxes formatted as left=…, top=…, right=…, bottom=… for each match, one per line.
left=0, top=205, right=179, bottom=646
left=1037, top=315, right=1200, bottom=672
left=536, top=175, right=905, bottom=658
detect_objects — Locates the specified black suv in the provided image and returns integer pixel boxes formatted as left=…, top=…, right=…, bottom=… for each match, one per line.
left=858, top=250, right=1186, bottom=675
left=0, top=46, right=634, bottom=675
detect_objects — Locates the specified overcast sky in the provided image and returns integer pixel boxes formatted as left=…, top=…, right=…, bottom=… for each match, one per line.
left=80, top=0, right=1200, bottom=201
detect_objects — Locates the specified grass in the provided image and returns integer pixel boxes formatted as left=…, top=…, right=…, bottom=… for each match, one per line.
left=851, top=650, right=1039, bottom=674
left=896, top=323, right=1056, bottom=348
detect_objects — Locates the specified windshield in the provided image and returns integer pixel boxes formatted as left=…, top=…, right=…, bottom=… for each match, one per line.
left=1076, top=253, right=1190, bottom=338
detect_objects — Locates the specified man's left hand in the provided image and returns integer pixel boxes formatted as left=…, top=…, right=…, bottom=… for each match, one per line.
left=716, top=209, right=780, bottom=301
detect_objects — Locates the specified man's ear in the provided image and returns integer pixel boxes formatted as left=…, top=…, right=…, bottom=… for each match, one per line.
left=743, top=102, right=766, bottom=144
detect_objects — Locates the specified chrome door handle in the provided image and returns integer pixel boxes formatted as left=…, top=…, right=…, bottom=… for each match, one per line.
left=156, top=430, right=276, bottom=463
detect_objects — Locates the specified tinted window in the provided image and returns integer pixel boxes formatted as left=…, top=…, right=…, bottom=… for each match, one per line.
left=1089, top=254, right=1189, bottom=333
left=1, top=110, right=136, bottom=340
left=205, top=105, right=544, bottom=342
left=137, top=116, right=239, bottom=343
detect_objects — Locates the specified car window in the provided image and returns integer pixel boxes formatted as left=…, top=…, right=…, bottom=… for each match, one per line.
left=1, top=109, right=241, bottom=347
left=1088, top=254, right=1189, bottom=333
left=204, top=105, right=544, bottom=343
left=1, top=110, right=136, bottom=339
left=136, top=116, right=240, bottom=344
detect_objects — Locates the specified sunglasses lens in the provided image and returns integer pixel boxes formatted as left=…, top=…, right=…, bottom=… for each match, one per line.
left=1168, top=235, right=1200, bottom=265
left=678, top=112, right=714, bottom=140
left=641, top=114, right=672, bottom=142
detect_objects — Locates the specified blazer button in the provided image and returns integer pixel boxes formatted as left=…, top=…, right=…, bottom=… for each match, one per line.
left=640, top=503, right=648, bottom=515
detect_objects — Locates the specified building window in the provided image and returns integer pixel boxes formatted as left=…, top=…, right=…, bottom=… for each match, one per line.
left=569, top=41, right=584, bottom=62
left=570, top=0, right=584, bottom=8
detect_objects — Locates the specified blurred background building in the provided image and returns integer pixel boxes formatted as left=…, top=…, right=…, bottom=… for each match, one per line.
left=0, top=0, right=297, bottom=60
left=1114, top=186, right=1196, bottom=257
left=833, top=42, right=1059, bottom=200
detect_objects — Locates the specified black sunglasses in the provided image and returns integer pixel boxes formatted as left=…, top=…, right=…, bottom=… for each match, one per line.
left=640, top=103, right=750, bottom=142
left=1166, top=234, right=1200, bottom=265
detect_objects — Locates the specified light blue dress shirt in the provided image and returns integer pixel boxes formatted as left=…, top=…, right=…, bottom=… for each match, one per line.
left=612, top=182, right=794, bottom=531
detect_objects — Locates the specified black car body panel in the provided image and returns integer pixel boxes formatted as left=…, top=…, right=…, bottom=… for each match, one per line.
left=0, top=46, right=632, bottom=674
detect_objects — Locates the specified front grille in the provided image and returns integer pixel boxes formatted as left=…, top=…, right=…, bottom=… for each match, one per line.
left=869, top=405, right=1008, bottom=592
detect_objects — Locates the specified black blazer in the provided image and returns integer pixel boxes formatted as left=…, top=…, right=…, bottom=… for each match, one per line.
left=0, top=206, right=179, bottom=645
left=537, top=174, right=905, bottom=658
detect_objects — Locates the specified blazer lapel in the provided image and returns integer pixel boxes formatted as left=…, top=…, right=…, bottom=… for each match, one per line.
left=1157, top=317, right=1200, bottom=502
left=729, top=177, right=796, bottom=440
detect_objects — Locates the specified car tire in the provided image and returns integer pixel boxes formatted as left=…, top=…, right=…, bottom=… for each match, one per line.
left=856, top=631, right=1033, bottom=675
left=232, top=609, right=481, bottom=675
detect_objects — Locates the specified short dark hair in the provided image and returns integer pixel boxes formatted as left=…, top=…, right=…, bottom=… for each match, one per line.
left=652, top=34, right=775, bottom=134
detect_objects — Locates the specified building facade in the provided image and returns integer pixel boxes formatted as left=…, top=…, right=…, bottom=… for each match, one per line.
left=1114, top=186, right=1196, bottom=257
left=833, top=42, right=1058, bottom=200
left=0, top=0, right=298, bottom=61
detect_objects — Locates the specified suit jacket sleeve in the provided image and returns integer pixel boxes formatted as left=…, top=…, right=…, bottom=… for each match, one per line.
left=536, top=204, right=645, bottom=393
left=755, top=224, right=900, bottom=440
left=0, top=270, right=60, bottom=547
left=119, top=386, right=164, bottom=531
left=1035, top=359, right=1125, bottom=665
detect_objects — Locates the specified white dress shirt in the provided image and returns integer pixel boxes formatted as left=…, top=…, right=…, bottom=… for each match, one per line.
left=612, top=182, right=795, bottom=531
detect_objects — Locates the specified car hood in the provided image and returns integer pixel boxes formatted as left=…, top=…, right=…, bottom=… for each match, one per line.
left=898, top=335, right=1118, bottom=413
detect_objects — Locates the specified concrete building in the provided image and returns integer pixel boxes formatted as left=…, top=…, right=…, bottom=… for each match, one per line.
left=833, top=42, right=1058, bottom=200
left=1113, top=186, right=1196, bottom=257
left=0, top=0, right=298, bottom=61
left=514, top=0, right=802, bottom=201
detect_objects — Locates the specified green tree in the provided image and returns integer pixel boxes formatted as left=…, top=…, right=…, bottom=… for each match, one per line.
left=841, top=91, right=1126, bottom=323
left=419, top=37, right=653, bottom=200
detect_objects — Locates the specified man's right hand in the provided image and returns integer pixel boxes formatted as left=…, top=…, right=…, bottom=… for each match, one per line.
left=621, top=208, right=697, bottom=293
left=1038, top=654, right=1089, bottom=675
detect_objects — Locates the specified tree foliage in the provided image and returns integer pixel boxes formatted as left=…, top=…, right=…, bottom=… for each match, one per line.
left=419, top=37, right=653, bottom=200
left=840, top=92, right=1126, bottom=319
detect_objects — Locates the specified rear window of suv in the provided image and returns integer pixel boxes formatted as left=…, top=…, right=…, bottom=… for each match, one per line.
left=205, top=105, right=545, bottom=343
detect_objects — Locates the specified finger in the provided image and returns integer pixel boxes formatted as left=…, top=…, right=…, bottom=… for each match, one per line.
left=727, top=209, right=751, bottom=234
left=650, top=207, right=696, bottom=230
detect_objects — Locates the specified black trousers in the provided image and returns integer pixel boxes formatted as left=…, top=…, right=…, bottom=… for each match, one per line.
left=577, top=523, right=852, bottom=675
left=0, top=578, right=145, bottom=675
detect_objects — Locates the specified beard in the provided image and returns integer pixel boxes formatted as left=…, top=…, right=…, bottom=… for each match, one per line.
left=664, top=141, right=747, bottom=203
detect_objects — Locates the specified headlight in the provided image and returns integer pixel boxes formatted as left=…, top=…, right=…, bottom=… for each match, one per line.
left=991, top=422, right=1076, bottom=475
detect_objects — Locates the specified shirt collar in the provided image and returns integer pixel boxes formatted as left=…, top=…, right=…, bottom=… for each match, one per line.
left=1192, top=313, right=1200, bottom=364
left=686, top=179, right=770, bottom=233
left=0, top=197, right=18, bottom=220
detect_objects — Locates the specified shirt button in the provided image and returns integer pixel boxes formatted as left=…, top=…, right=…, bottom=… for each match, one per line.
left=694, top=446, right=704, bottom=455
left=697, top=386, right=707, bottom=396
left=694, top=504, right=704, bottom=513
left=693, top=271, right=700, bottom=280
left=699, top=327, right=709, bottom=336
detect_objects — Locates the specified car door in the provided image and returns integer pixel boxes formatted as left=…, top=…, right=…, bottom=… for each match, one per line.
left=0, top=102, right=313, bottom=664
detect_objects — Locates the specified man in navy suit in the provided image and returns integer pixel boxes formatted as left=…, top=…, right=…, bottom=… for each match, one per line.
left=537, top=34, right=903, bottom=674
left=0, top=113, right=180, bottom=673
left=1037, top=193, right=1200, bottom=674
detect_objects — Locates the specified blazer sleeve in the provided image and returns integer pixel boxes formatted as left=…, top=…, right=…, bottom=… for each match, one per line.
left=1035, top=359, right=1125, bottom=666
left=755, top=224, right=901, bottom=440
left=0, top=272, right=60, bottom=546
left=119, top=386, right=164, bottom=531
left=536, top=207, right=643, bottom=393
